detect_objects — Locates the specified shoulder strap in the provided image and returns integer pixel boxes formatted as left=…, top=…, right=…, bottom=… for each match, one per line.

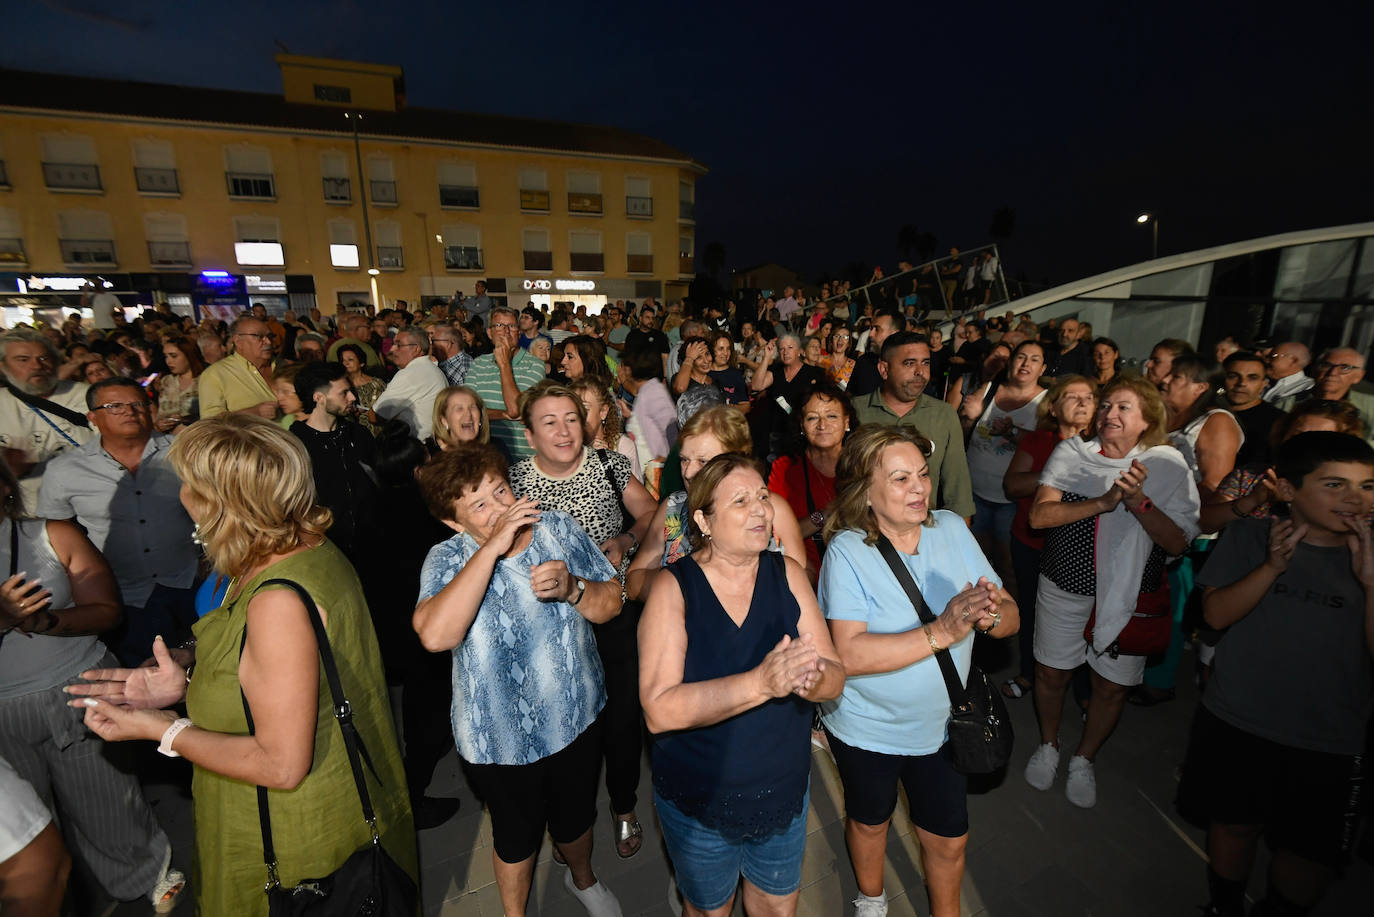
left=596, top=448, right=634, bottom=535
left=4, top=382, right=90, bottom=429
left=873, top=534, right=973, bottom=714
left=239, top=578, right=382, bottom=888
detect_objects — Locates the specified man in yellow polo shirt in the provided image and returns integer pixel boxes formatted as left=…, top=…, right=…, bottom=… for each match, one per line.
left=199, top=316, right=278, bottom=418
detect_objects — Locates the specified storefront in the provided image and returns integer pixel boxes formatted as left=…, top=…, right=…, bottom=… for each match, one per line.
left=503, top=277, right=662, bottom=315
left=0, top=272, right=136, bottom=328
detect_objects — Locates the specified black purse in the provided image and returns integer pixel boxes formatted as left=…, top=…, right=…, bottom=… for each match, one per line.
left=875, top=536, right=1013, bottom=775
left=239, top=579, right=418, bottom=917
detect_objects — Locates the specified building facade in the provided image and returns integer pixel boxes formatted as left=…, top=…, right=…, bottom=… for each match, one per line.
left=0, top=55, right=705, bottom=322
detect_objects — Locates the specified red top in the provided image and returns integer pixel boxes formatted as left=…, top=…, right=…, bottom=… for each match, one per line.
left=1010, top=429, right=1064, bottom=551
left=768, top=453, right=836, bottom=573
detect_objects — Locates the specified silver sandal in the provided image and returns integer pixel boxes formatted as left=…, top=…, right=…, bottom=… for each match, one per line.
left=613, top=809, right=643, bottom=859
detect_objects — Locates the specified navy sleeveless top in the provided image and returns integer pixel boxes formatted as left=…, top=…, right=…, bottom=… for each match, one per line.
left=651, top=551, right=813, bottom=839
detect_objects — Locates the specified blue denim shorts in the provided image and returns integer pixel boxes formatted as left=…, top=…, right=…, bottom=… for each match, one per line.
left=654, top=785, right=809, bottom=910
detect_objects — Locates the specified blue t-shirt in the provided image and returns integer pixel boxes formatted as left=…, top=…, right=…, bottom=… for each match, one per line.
left=818, top=511, right=1000, bottom=756
left=418, top=509, right=617, bottom=765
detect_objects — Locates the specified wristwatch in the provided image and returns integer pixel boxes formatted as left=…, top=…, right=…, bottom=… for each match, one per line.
left=570, top=578, right=587, bottom=606
left=809, top=510, right=825, bottom=528
left=1129, top=498, right=1155, bottom=514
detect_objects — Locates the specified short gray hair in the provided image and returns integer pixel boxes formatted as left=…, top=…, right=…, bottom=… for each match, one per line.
left=489, top=306, right=518, bottom=325
left=396, top=327, right=430, bottom=355
left=778, top=333, right=803, bottom=350
left=0, top=327, right=59, bottom=367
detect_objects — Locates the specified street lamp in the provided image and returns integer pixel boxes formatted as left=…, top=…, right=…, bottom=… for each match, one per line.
left=345, top=112, right=381, bottom=305
left=1136, top=212, right=1158, bottom=260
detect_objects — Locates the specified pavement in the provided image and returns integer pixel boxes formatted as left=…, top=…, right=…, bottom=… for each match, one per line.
left=113, top=641, right=1373, bottom=916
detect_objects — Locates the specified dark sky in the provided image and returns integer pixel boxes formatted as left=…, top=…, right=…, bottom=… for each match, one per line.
left=5, top=0, right=1371, bottom=287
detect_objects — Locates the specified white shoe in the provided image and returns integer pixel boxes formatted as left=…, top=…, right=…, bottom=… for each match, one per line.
left=1023, top=743, right=1060, bottom=791
left=1066, top=755, right=1097, bottom=808
left=853, top=891, right=888, bottom=916
left=564, top=869, right=623, bottom=917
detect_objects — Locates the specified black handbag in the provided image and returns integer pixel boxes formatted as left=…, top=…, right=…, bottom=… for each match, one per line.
left=239, top=579, right=418, bottom=917
left=875, top=536, right=1014, bottom=775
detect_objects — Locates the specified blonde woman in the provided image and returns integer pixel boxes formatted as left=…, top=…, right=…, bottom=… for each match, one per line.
left=71, top=415, right=416, bottom=914
left=431, top=385, right=490, bottom=450
left=568, top=376, right=642, bottom=482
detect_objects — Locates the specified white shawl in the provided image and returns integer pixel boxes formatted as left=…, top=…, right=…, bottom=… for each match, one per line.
left=1039, top=437, right=1201, bottom=652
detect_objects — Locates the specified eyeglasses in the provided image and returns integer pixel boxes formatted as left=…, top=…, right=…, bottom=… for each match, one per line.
left=1316, top=361, right=1363, bottom=375
left=93, top=401, right=149, bottom=415
left=489, top=322, right=516, bottom=331
left=235, top=332, right=274, bottom=341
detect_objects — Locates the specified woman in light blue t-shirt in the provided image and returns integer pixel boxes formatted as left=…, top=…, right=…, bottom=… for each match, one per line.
left=819, top=425, right=1018, bottom=917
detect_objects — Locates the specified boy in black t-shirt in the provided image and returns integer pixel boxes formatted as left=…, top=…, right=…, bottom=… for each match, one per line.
left=1186, top=431, right=1374, bottom=917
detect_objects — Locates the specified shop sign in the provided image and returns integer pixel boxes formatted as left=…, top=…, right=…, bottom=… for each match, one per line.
left=19, top=276, right=114, bottom=292
left=521, top=278, right=597, bottom=292
left=245, top=273, right=288, bottom=293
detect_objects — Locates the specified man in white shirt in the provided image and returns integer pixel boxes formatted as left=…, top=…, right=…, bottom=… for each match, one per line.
left=775, top=286, right=800, bottom=322
left=84, top=285, right=122, bottom=330
left=371, top=327, right=446, bottom=439
left=1262, top=341, right=1314, bottom=411
left=0, top=328, right=92, bottom=513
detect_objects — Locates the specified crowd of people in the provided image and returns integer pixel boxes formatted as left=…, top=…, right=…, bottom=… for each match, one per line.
left=0, top=290, right=1369, bottom=917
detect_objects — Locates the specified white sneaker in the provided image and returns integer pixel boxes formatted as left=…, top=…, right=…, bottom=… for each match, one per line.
left=563, top=870, right=623, bottom=917
left=853, top=891, right=888, bottom=916
left=1066, top=755, right=1097, bottom=808
left=1023, top=743, right=1060, bottom=791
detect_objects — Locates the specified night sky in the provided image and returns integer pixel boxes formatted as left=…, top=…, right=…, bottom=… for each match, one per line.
left=5, top=0, right=1371, bottom=290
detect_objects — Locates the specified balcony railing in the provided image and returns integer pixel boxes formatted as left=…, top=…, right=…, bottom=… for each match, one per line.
left=678, top=200, right=695, bottom=221
left=134, top=167, right=180, bottom=194
left=0, top=160, right=9, bottom=187
left=523, top=250, right=553, bottom=271
left=0, top=238, right=26, bottom=265
left=148, top=240, right=191, bottom=267
left=444, top=245, right=483, bottom=271
left=439, top=185, right=480, bottom=209
left=226, top=171, right=275, bottom=199
left=323, top=177, right=352, bottom=202
left=369, top=180, right=398, bottom=205
left=44, top=162, right=102, bottom=191
left=626, top=195, right=653, bottom=217
left=519, top=189, right=550, bottom=212
left=60, top=238, right=116, bottom=265
left=570, top=252, right=604, bottom=273
left=377, top=245, right=405, bottom=269
left=679, top=254, right=694, bottom=274
left=627, top=254, right=653, bottom=274
left=568, top=192, right=603, bottom=215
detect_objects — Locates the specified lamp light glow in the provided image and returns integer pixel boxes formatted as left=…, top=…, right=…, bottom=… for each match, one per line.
left=1136, top=213, right=1151, bottom=223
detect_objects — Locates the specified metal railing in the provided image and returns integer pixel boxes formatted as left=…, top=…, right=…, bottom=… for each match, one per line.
left=816, top=243, right=1010, bottom=324
left=626, top=195, right=653, bottom=217
left=369, top=179, right=397, bottom=204
left=0, top=160, right=11, bottom=187
left=44, top=162, right=102, bottom=191
left=377, top=245, right=404, bottom=269
left=226, top=171, right=275, bottom=199
left=148, top=240, right=191, bottom=266
left=439, top=185, right=479, bottom=209
left=0, top=238, right=26, bottom=264
left=523, top=250, right=553, bottom=271
left=679, top=254, right=694, bottom=274
left=569, top=252, right=604, bottom=272
left=568, top=192, right=603, bottom=215
left=134, top=167, right=179, bottom=194
left=678, top=200, right=694, bottom=221
left=444, top=245, right=483, bottom=270
left=60, top=238, right=116, bottom=264
left=520, top=189, right=551, bottom=212
left=323, top=177, right=351, bottom=202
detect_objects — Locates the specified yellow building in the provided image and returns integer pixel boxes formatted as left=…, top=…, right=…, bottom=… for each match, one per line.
left=0, top=55, right=705, bottom=320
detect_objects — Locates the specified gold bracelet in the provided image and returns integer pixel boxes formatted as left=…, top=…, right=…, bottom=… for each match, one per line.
left=926, top=625, right=944, bottom=654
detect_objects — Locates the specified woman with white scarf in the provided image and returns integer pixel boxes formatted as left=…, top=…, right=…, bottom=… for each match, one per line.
left=1023, top=376, right=1200, bottom=808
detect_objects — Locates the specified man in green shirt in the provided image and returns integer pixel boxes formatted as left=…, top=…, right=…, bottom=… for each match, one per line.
left=466, top=306, right=546, bottom=459
left=855, top=331, right=975, bottom=519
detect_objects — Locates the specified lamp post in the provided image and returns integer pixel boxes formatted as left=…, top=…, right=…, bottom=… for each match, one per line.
left=1136, top=212, right=1158, bottom=260
left=345, top=112, right=382, bottom=316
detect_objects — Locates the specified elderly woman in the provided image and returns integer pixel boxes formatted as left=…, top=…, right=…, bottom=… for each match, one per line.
left=749, top=334, right=825, bottom=459
left=71, top=416, right=415, bottom=914
left=155, top=335, right=204, bottom=432
left=1025, top=376, right=1199, bottom=807
left=628, top=406, right=809, bottom=599
left=431, top=385, right=489, bottom=451
left=819, top=425, right=1018, bottom=917
left=509, top=380, right=659, bottom=859
left=641, top=453, right=844, bottom=917
left=569, top=375, right=642, bottom=482
left=414, top=445, right=624, bottom=916
left=767, top=381, right=857, bottom=576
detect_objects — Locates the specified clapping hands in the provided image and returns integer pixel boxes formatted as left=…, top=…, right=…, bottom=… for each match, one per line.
left=757, top=632, right=826, bottom=700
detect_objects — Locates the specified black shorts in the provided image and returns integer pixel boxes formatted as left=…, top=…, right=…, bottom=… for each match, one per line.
left=461, top=718, right=603, bottom=863
left=825, top=728, right=969, bottom=838
left=1179, top=705, right=1362, bottom=868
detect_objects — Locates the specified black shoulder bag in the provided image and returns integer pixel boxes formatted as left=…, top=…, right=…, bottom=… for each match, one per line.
left=239, top=578, right=417, bottom=916
left=875, top=535, right=1013, bottom=775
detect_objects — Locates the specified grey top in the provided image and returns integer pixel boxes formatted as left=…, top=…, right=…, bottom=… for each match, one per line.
left=36, top=433, right=197, bottom=606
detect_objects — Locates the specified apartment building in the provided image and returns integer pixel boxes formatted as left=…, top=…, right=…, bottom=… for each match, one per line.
left=0, top=55, right=705, bottom=321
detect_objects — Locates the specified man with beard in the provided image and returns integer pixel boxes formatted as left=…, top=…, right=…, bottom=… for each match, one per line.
left=1221, top=352, right=1285, bottom=466
left=0, top=328, right=92, bottom=513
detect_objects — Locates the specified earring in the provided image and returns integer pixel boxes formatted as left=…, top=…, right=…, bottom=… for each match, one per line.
left=191, top=524, right=206, bottom=546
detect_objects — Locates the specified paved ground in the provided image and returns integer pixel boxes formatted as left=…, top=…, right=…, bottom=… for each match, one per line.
left=115, top=641, right=1373, bottom=915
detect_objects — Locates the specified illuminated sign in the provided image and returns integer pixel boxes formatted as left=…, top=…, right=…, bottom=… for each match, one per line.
left=19, top=276, right=113, bottom=292
left=329, top=244, right=359, bottom=269
left=244, top=274, right=288, bottom=294
left=201, top=270, right=230, bottom=279
left=521, top=278, right=597, bottom=292
left=199, top=270, right=236, bottom=287
left=234, top=242, right=285, bottom=267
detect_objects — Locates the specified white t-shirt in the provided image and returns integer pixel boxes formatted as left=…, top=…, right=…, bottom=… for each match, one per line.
left=967, top=385, right=1045, bottom=503
left=90, top=290, right=121, bottom=329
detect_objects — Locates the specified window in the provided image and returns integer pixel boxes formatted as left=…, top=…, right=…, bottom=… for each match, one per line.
left=374, top=220, right=403, bottom=270
left=679, top=234, right=694, bottom=274
left=41, top=134, right=101, bottom=191
left=368, top=156, right=397, bottom=205
left=441, top=223, right=482, bottom=270
left=679, top=180, right=695, bottom=220
left=233, top=216, right=284, bottom=266
left=57, top=210, right=116, bottom=265
left=625, top=176, right=653, bottom=217
left=569, top=230, right=603, bottom=273
left=321, top=151, right=351, bottom=202
left=522, top=227, right=552, bottom=271
left=329, top=220, right=359, bottom=269
left=314, top=84, right=352, bottom=103
left=225, top=146, right=275, bottom=199
left=132, top=139, right=179, bottom=194
left=144, top=212, right=190, bottom=267
left=518, top=168, right=549, bottom=211
left=567, top=171, right=602, bottom=214
left=627, top=232, right=653, bottom=273
left=0, top=208, right=25, bottom=266
left=437, top=162, right=479, bottom=208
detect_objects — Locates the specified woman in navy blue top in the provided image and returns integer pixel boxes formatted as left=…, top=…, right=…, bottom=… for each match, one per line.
left=640, top=453, right=844, bottom=916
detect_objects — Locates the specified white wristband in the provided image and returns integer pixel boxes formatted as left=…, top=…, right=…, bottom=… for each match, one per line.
left=158, top=717, right=194, bottom=758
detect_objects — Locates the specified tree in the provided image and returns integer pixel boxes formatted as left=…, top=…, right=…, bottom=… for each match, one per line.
left=990, top=205, right=1016, bottom=244
left=916, top=232, right=938, bottom=262
left=701, top=241, right=726, bottom=281
left=896, top=224, right=919, bottom=261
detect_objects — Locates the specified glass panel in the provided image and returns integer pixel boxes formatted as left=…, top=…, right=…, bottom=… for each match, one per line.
left=1354, top=239, right=1374, bottom=299
left=1273, top=240, right=1357, bottom=300
left=445, top=246, right=483, bottom=270
left=439, top=185, right=480, bottom=208
left=1131, top=263, right=1212, bottom=298
left=134, top=167, right=179, bottom=194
